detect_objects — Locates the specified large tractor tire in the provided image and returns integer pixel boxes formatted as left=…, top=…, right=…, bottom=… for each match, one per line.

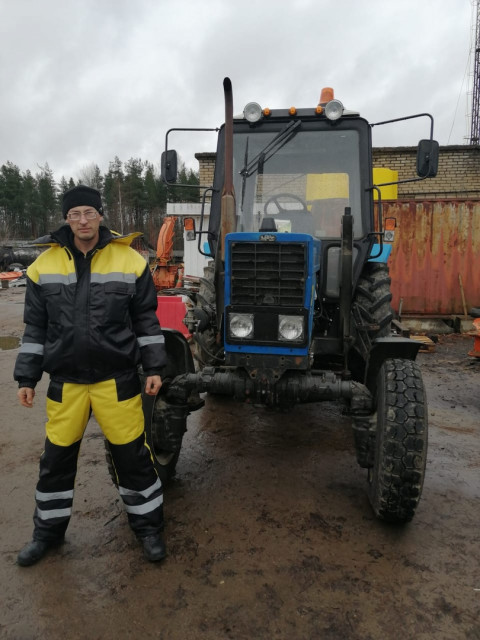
left=193, top=260, right=223, bottom=368
left=367, top=358, right=428, bottom=523
left=354, top=262, right=394, bottom=339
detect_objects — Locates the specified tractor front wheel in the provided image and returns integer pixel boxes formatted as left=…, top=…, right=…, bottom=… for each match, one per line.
left=142, top=394, right=187, bottom=485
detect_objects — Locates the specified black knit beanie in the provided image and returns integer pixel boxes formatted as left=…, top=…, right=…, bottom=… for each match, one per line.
left=62, top=185, right=103, bottom=219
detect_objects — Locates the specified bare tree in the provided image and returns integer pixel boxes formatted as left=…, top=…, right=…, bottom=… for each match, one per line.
left=76, top=163, right=104, bottom=190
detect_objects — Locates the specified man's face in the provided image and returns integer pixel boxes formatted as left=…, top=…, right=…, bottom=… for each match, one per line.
left=66, top=205, right=103, bottom=243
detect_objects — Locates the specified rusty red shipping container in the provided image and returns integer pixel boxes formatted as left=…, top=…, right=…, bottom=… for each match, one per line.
left=379, top=200, right=480, bottom=316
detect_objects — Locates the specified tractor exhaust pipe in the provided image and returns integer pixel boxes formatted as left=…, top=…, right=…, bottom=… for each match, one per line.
left=220, top=77, right=236, bottom=257
left=214, top=77, right=236, bottom=330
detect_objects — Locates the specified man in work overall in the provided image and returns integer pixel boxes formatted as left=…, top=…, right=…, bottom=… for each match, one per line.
left=14, top=185, right=167, bottom=566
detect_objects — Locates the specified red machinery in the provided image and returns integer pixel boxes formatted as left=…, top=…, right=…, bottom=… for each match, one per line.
left=155, top=295, right=191, bottom=339
left=151, top=216, right=190, bottom=338
left=151, top=216, right=184, bottom=292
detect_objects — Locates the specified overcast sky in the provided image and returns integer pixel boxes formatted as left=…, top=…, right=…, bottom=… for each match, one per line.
left=0, top=0, right=475, bottom=183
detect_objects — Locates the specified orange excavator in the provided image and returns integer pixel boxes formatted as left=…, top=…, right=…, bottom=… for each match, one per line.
left=151, top=216, right=184, bottom=292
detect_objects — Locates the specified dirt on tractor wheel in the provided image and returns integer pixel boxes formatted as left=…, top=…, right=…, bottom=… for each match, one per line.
left=0, top=287, right=479, bottom=640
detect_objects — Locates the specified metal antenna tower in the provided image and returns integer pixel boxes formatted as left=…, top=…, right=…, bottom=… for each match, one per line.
left=470, top=0, right=480, bottom=144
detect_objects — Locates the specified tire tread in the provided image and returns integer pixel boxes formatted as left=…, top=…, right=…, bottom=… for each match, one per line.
left=368, top=358, right=428, bottom=523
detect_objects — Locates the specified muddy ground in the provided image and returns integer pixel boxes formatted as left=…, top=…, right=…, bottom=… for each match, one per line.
left=0, top=286, right=479, bottom=640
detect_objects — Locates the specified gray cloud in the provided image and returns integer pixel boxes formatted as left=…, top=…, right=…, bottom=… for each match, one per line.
left=0, top=0, right=473, bottom=182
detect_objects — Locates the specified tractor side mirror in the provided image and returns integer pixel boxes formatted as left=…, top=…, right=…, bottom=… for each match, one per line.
left=416, top=139, right=439, bottom=178
left=161, top=150, right=178, bottom=183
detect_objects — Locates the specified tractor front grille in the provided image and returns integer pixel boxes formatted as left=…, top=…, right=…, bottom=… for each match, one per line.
left=230, top=242, right=306, bottom=306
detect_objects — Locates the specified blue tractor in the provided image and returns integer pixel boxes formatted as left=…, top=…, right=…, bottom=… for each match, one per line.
left=151, top=78, right=438, bottom=523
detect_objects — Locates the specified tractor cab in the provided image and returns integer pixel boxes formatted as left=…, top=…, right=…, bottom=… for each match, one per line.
left=217, top=98, right=368, bottom=240
left=206, top=92, right=373, bottom=306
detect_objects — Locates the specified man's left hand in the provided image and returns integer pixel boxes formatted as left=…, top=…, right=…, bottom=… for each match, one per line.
left=145, top=375, right=162, bottom=396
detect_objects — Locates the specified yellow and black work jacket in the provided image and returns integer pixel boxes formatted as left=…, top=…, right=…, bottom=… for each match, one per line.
left=14, top=225, right=167, bottom=387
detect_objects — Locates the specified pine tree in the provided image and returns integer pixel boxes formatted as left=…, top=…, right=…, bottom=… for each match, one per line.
left=123, top=157, right=147, bottom=232
left=0, top=162, right=24, bottom=238
left=23, top=171, right=42, bottom=237
left=57, top=177, right=69, bottom=210
left=144, top=162, right=167, bottom=246
left=103, top=156, right=124, bottom=232
left=170, top=162, right=200, bottom=203
left=35, top=164, right=58, bottom=235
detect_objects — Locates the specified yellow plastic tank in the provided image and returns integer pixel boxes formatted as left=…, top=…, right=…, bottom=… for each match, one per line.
left=372, top=168, right=398, bottom=200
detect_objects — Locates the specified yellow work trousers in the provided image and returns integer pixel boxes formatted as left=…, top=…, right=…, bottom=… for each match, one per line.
left=32, top=373, right=163, bottom=542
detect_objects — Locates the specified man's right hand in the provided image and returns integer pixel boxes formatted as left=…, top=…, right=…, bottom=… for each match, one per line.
left=18, top=387, right=35, bottom=408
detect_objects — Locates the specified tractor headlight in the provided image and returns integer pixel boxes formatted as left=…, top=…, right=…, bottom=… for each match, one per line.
left=278, top=315, right=304, bottom=341
left=325, top=99, right=344, bottom=121
left=229, top=313, right=254, bottom=338
left=243, top=102, right=263, bottom=123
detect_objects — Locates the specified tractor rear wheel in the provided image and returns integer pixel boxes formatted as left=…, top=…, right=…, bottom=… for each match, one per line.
left=354, top=262, right=393, bottom=338
left=193, top=260, right=222, bottom=368
left=368, top=358, right=428, bottom=523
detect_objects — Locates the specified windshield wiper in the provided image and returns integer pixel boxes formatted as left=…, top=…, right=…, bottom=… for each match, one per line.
left=239, top=119, right=301, bottom=178
left=240, top=136, right=250, bottom=214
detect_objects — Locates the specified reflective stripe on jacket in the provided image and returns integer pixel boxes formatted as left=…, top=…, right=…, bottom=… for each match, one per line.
left=14, top=225, right=167, bottom=385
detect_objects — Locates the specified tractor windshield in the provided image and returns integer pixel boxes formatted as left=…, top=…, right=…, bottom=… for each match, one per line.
left=232, top=126, right=364, bottom=238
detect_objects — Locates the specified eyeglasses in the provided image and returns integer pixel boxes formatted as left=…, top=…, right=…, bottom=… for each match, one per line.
left=67, top=211, right=98, bottom=221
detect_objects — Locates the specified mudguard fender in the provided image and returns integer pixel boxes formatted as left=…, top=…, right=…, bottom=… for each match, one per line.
left=365, top=337, right=421, bottom=390
left=162, top=328, right=195, bottom=379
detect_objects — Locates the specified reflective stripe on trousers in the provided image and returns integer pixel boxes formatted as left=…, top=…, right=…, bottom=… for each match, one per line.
left=32, top=373, right=163, bottom=542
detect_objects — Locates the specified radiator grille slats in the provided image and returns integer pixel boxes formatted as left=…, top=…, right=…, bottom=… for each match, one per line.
left=231, top=242, right=306, bottom=306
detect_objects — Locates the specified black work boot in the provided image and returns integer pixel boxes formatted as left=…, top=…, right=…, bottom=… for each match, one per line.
left=17, top=539, right=61, bottom=567
left=140, top=534, right=166, bottom=563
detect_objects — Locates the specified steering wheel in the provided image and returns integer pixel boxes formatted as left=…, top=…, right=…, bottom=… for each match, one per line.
left=264, top=193, right=309, bottom=215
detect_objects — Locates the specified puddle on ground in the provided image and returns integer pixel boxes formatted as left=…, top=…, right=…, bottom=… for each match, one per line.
left=0, top=336, right=20, bottom=350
